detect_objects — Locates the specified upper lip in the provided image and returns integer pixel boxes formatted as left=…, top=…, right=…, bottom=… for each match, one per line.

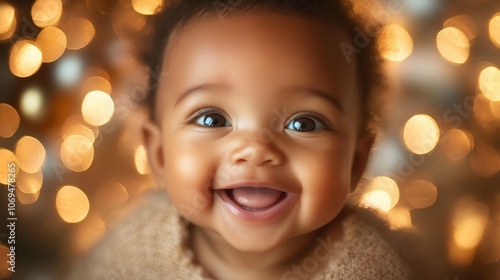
left=213, top=181, right=292, bottom=193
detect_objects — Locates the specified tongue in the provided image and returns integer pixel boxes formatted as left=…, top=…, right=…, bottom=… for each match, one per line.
left=231, top=187, right=283, bottom=209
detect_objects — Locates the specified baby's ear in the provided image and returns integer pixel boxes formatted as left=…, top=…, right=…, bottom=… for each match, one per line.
left=350, top=133, right=375, bottom=192
left=142, top=121, right=165, bottom=185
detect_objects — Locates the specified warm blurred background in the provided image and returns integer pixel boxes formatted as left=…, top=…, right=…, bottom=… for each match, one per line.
left=0, top=0, right=499, bottom=279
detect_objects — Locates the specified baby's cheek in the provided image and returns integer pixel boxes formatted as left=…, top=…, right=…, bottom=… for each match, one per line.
left=301, top=176, right=349, bottom=217
left=293, top=151, right=351, bottom=225
left=168, top=149, right=202, bottom=178
left=293, top=144, right=352, bottom=188
left=163, top=149, right=215, bottom=218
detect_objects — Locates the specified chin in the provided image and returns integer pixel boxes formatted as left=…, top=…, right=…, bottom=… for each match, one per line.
left=229, top=239, right=282, bottom=253
left=221, top=229, right=284, bottom=253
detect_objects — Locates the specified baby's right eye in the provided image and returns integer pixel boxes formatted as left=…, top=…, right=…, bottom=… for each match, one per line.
left=194, top=113, right=231, bottom=127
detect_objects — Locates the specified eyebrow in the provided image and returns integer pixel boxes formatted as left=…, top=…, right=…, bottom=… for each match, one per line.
left=174, top=83, right=228, bottom=107
left=298, top=87, right=345, bottom=113
left=174, top=83, right=345, bottom=113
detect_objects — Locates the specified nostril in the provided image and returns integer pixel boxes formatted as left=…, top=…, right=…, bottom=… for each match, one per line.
left=235, top=158, right=248, bottom=164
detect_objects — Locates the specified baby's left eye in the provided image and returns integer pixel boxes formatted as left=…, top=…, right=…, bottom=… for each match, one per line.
left=286, top=116, right=326, bottom=132
left=194, top=113, right=231, bottom=127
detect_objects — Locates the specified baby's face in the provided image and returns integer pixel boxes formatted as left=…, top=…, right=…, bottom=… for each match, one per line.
left=144, top=12, right=373, bottom=252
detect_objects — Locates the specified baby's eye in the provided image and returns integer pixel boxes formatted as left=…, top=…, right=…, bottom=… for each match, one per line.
left=194, top=113, right=231, bottom=127
left=286, top=116, right=326, bottom=132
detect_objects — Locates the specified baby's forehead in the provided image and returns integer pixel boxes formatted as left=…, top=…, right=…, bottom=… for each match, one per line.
left=164, top=13, right=354, bottom=73
left=173, top=9, right=353, bottom=41
left=165, top=11, right=354, bottom=65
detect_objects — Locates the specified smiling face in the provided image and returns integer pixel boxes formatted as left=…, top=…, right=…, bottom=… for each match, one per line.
left=143, top=11, right=373, bottom=252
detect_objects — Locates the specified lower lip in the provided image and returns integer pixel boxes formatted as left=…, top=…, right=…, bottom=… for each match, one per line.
left=216, top=189, right=299, bottom=222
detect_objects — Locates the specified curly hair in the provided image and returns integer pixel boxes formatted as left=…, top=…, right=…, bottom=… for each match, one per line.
left=142, top=0, right=386, bottom=134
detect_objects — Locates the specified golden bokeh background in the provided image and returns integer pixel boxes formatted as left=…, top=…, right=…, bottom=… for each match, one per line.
left=0, top=0, right=499, bottom=279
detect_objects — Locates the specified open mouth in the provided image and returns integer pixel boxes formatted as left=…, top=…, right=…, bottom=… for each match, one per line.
left=216, top=186, right=298, bottom=221
left=225, top=187, right=287, bottom=211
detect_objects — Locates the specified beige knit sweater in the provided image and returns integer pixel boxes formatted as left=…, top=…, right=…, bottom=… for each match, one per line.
left=68, top=191, right=412, bottom=279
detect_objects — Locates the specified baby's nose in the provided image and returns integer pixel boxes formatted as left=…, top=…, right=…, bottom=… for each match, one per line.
left=228, top=131, right=285, bottom=167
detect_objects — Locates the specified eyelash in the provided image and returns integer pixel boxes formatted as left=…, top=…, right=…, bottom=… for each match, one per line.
left=186, top=105, right=228, bottom=123
left=186, top=106, right=333, bottom=130
left=287, top=111, right=333, bottom=131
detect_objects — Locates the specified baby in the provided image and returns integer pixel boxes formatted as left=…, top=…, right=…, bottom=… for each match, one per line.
left=69, top=0, right=413, bottom=279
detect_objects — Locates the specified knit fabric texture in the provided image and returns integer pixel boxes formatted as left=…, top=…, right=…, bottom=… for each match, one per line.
left=67, top=191, right=412, bottom=280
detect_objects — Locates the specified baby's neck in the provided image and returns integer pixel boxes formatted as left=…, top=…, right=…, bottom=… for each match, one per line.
left=190, top=221, right=341, bottom=280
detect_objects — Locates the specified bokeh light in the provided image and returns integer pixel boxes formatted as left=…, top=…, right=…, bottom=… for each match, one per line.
left=0, top=244, right=12, bottom=278
left=442, top=129, right=472, bottom=161
left=56, top=185, right=90, bottom=223
left=61, top=17, right=95, bottom=50
left=0, top=2, right=16, bottom=41
left=402, top=114, right=440, bottom=155
left=436, top=27, right=470, bottom=64
left=490, top=101, right=500, bottom=119
left=60, top=124, right=95, bottom=143
left=36, top=26, right=67, bottom=63
left=0, top=149, right=18, bottom=185
left=60, top=135, right=94, bottom=172
left=489, top=13, right=500, bottom=48
left=31, top=0, right=63, bottom=27
left=360, top=176, right=400, bottom=212
left=473, top=94, right=495, bottom=129
left=85, top=67, right=111, bottom=82
left=132, top=0, right=165, bottom=15
left=15, top=136, right=46, bottom=174
left=387, top=207, right=412, bottom=229
left=16, top=170, right=43, bottom=194
left=20, top=87, right=45, bottom=121
left=134, top=145, right=151, bottom=175
left=377, top=24, right=414, bottom=62
left=81, top=90, right=115, bottom=126
left=81, top=76, right=112, bottom=96
left=361, top=190, right=392, bottom=212
left=454, top=215, right=488, bottom=250
left=401, top=180, right=437, bottom=209
left=478, top=66, right=500, bottom=102
left=55, top=55, right=84, bottom=87
left=16, top=188, right=41, bottom=205
left=469, top=144, right=499, bottom=177
left=111, top=5, right=147, bottom=37
left=60, top=114, right=99, bottom=141
left=449, top=200, right=489, bottom=266
left=17, top=170, right=43, bottom=194
left=444, top=15, right=477, bottom=41
left=9, top=40, right=43, bottom=78
left=16, top=170, right=43, bottom=204
left=0, top=103, right=20, bottom=138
